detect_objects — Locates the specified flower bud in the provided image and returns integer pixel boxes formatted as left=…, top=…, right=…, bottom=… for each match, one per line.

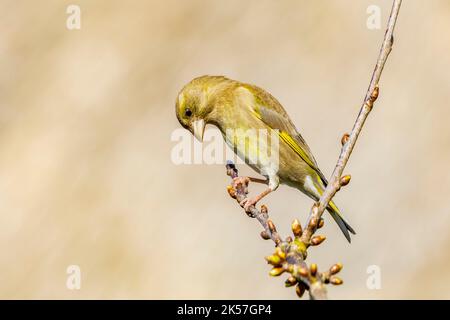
left=226, top=185, right=236, bottom=199
left=298, top=266, right=309, bottom=278
left=341, top=133, right=350, bottom=146
left=311, top=235, right=326, bottom=246
left=285, top=276, right=297, bottom=287
left=260, top=231, right=270, bottom=240
left=310, top=263, right=318, bottom=276
left=296, top=283, right=306, bottom=298
left=318, top=218, right=325, bottom=229
left=330, top=263, right=343, bottom=275
left=291, top=219, right=302, bottom=237
left=275, top=247, right=286, bottom=260
left=265, top=255, right=281, bottom=266
left=268, top=219, right=277, bottom=233
left=371, top=85, right=379, bottom=101
left=330, top=277, right=343, bottom=285
left=340, top=175, right=351, bottom=187
left=269, top=267, right=285, bottom=277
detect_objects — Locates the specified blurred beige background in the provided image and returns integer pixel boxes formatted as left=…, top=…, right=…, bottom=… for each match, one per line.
left=0, top=0, right=449, bottom=299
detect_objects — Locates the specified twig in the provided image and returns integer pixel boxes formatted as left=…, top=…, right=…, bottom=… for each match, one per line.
left=226, top=162, right=339, bottom=300
left=225, top=0, right=402, bottom=299
left=301, top=0, right=402, bottom=244
left=226, top=163, right=282, bottom=244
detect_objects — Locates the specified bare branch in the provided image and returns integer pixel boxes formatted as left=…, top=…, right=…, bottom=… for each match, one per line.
left=224, top=0, right=402, bottom=299
left=301, top=0, right=402, bottom=244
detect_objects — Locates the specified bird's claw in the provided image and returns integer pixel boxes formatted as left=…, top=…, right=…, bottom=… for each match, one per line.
left=240, top=197, right=258, bottom=213
left=232, top=176, right=249, bottom=188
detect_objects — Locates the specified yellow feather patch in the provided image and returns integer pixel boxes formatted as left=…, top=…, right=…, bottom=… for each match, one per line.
left=250, top=107, right=315, bottom=170
left=278, top=131, right=317, bottom=170
left=328, top=200, right=340, bottom=214
left=248, top=99, right=316, bottom=172
left=312, top=180, right=340, bottom=214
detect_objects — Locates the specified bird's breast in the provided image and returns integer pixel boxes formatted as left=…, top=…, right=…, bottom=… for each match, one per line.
left=220, top=123, right=280, bottom=179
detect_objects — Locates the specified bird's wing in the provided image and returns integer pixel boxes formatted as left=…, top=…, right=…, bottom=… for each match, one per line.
left=241, top=84, right=328, bottom=184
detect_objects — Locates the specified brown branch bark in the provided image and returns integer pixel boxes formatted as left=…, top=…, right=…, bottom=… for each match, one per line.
left=225, top=0, right=402, bottom=299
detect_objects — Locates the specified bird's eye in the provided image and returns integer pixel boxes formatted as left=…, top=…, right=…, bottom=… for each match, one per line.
left=185, top=108, right=192, bottom=117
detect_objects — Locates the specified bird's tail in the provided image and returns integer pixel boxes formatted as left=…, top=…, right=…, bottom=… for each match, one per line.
left=327, top=200, right=356, bottom=243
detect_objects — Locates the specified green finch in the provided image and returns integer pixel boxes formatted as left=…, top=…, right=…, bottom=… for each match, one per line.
left=175, top=75, right=355, bottom=242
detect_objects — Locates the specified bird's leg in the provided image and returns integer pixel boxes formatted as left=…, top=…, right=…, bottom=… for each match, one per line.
left=240, top=187, right=273, bottom=212
left=248, top=177, right=269, bottom=184
left=230, top=172, right=277, bottom=213
left=233, top=176, right=268, bottom=186
left=238, top=176, right=279, bottom=212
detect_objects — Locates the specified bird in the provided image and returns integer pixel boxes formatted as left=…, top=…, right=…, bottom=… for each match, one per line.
left=175, top=75, right=356, bottom=242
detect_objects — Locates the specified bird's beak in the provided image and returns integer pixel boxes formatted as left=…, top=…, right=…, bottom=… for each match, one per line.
left=192, top=119, right=205, bottom=142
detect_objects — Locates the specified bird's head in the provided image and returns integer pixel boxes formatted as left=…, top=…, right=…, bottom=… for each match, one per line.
left=175, top=75, right=230, bottom=141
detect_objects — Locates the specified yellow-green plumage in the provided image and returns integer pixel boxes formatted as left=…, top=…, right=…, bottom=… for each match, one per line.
left=176, top=75, right=355, bottom=242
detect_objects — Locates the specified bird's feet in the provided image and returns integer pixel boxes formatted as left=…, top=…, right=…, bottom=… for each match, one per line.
left=232, top=177, right=271, bottom=215
left=232, top=176, right=250, bottom=188
left=240, top=197, right=259, bottom=213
